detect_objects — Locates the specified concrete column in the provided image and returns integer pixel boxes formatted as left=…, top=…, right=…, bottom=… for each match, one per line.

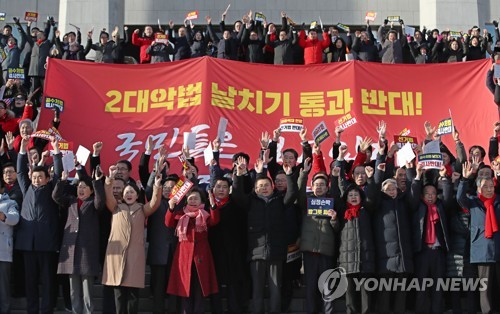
left=58, top=0, right=124, bottom=58
left=420, top=0, right=479, bottom=32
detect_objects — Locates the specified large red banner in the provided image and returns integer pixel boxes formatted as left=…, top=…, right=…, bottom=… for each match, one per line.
left=41, top=57, right=497, bottom=182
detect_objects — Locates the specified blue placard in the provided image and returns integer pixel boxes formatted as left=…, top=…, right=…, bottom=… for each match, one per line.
left=307, top=197, right=334, bottom=217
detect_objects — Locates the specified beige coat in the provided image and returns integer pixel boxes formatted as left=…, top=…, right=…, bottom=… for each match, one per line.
left=102, top=202, right=146, bottom=288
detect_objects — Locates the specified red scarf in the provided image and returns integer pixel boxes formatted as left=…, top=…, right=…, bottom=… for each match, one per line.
left=478, top=193, right=499, bottom=239
left=5, top=183, right=14, bottom=191
left=265, top=33, right=276, bottom=52
left=344, top=203, right=361, bottom=221
left=175, top=204, right=209, bottom=242
left=425, top=202, right=439, bottom=244
left=444, top=164, right=453, bottom=177
left=36, top=39, right=44, bottom=45
left=77, top=198, right=83, bottom=209
left=215, top=196, right=229, bottom=209
left=8, top=43, right=15, bottom=49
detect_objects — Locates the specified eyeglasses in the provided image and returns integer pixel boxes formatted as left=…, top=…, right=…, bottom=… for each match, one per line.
left=3, top=170, right=15, bottom=174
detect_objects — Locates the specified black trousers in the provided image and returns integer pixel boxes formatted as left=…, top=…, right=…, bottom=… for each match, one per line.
left=281, top=257, right=302, bottom=312
left=182, top=263, right=205, bottom=314
left=23, top=251, right=58, bottom=314
left=346, top=274, right=372, bottom=314
left=114, top=286, right=139, bottom=314
left=150, top=264, right=172, bottom=314
left=477, top=262, right=500, bottom=314
left=377, top=273, right=408, bottom=314
left=415, top=247, right=446, bottom=314
left=303, top=252, right=335, bottom=314
left=102, top=285, right=116, bottom=314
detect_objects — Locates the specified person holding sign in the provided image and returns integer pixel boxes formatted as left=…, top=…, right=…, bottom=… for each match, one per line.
left=86, top=27, right=125, bottom=63
left=458, top=162, right=500, bottom=314
left=378, top=18, right=407, bottom=63
left=298, top=25, right=330, bottom=65
left=231, top=155, right=297, bottom=314
left=331, top=165, right=377, bottom=314
left=351, top=20, right=378, bottom=62
left=408, top=164, right=452, bottom=314
left=297, top=157, right=339, bottom=314
left=371, top=164, right=414, bottom=313
left=265, top=21, right=297, bottom=65
left=165, top=187, right=220, bottom=314
left=146, top=32, right=174, bottom=63
left=241, top=18, right=265, bottom=63
left=185, top=20, right=208, bottom=58
left=102, top=165, right=162, bottom=313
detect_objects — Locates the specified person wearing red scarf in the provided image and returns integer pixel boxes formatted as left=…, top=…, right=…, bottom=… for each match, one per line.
left=458, top=162, right=500, bottom=314
left=410, top=164, right=452, bottom=314
left=332, top=164, right=376, bottom=314
left=165, top=187, right=220, bottom=314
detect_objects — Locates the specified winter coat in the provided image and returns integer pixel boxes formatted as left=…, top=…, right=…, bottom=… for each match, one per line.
left=145, top=43, right=174, bottom=63
left=207, top=23, right=239, bottom=60
left=266, top=31, right=297, bottom=65
left=165, top=205, right=220, bottom=297
left=297, top=171, right=339, bottom=257
left=298, top=30, right=331, bottom=65
left=15, top=152, right=62, bottom=252
left=86, top=39, right=117, bottom=63
left=131, top=32, right=153, bottom=63
left=446, top=209, right=470, bottom=277
left=53, top=180, right=105, bottom=276
left=186, top=27, right=207, bottom=58
left=0, top=105, right=32, bottom=134
left=0, top=193, right=19, bottom=262
left=372, top=179, right=414, bottom=273
left=378, top=25, right=406, bottom=64
left=409, top=177, right=452, bottom=253
left=2, top=45, right=21, bottom=71
left=102, top=202, right=147, bottom=287
left=351, top=25, right=379, bottom=62
left=457, top=179, right=500, bottom=263
left=28, top=39, right=51, bottom=77
left=231, top=173, right=298, bottom=261
left=167, top=29, right=191, bottom=61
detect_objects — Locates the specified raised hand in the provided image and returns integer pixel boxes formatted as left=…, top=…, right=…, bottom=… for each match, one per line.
left=283, top=163, right=293, bottom=175
left=439, top=166, right=447, bottom=178
left=303, top=157, right=312, bottom=173
left=236, top=156, right=247, bottom=176
left=93, top=141, right=103, bottom=156
left=213, top=137, right=221, bottom=151
left=168, top=197, right=177, bottom=209
left=299, top=127, right=308, bottom=142
left=154, top=172, right=162, bottom=187
left=254, top=158, right=264, bottom=174
left=365, top=166, right=374, bottom=178
left=376, top=120, right=387, bottom=139
left=493, top=121, right=500, bottom=137
left=260, top=131, right=270, bottom=149
left=387, top=141, right=399, bottom=158
left=5, top=132, right=14, bottom=150
left=182, top=146, right=190, bottom=159
left=338, top=145, right=348, bottom=160
left=272, top=128, right=281, bottom=142
left=416, top=163, right=425, bottom=179
left=424, top=121, right=436, bottom=140
left=208, top=189, right=216, bottom=207
left=377, top=163, right=386, bottom=172
left=61, top=170, right=68, bottom=181
left=334, top=126, right=344, bottom=137
left=262, top=148, right=273, bottom=165
left=327, top=209, right=337, bottom=220
left=462, top=161, right=473, bottom=178
left=145, top=135, right=153, bottom=154
left=452, top=127, right=460, bottom=142
left=109, top=165, right=118, bottom=179
left=359, top=137, right=373, bottom=153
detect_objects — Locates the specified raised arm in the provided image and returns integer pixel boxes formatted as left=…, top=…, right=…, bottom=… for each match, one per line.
left=104, top=165, right=118, bottom=213
left=143, top=173, right=163, bottom=217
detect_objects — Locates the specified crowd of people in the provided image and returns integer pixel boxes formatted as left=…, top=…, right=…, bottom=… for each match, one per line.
left=0, top=6, right=500, bottom=314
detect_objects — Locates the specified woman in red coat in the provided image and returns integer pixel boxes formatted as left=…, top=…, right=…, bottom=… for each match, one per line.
left=165, top=187, right=220, bottom=313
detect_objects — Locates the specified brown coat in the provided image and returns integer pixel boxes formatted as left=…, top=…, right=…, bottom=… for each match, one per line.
left=102, top=202, right=147, bottom=288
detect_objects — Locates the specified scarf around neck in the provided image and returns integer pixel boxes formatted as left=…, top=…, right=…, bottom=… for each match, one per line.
left=175, top=204, right=209, bottom=242
left=478, top=193, right=499, bottom=239
left=344, top=202, right=361, bottom=221
left=425, top=202, right=439, bottom=244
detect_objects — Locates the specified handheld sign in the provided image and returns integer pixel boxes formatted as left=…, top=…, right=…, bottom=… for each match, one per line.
left=24, top=12, right=38, bottom=22
left=254, top=12, right=266, bottom=22
left=436, top=118, right=453, bottom=136
left=203, top=143, right=214, bottom=166
left=0, top=13, right=6, bottom=21
left=312, top=121, right=330, bottom=145
left=307, top=197, right=334, bottom=217
left=279, top=118, right=303, bottom=133
left=0, top=46, right=5, bottom=63
left=44, top=96, right=64, bottom=112
left=365, top=12, right=377, bottom=22
left=334, top=112, right=357, bottom=130
left=418, top=153, right=443, bottom=170
left=394, top=135, right=418, bottom=149
left=75, top=145, right=91, bottom=166
left=154, top=33, right=168, bottom=44
left=170, top=176, right=194, bottom=203
left=217, top=117, right=228, bottom=143
left=186, top=11, right=199, bottom=21
left=336, top=23, right=350, bottom=32
left=310, top=21, right=317, bottom=30
left=404, top=25, right=415, bottom=37
left=449, top=31, right=461, bottom=38
left=7, top=68, right=25, bottom=80
left=183, top=132, right=196, bottom=150
left=387, top=16, right=400, bottom=22
left=396, top=142, right=416, bottom=166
